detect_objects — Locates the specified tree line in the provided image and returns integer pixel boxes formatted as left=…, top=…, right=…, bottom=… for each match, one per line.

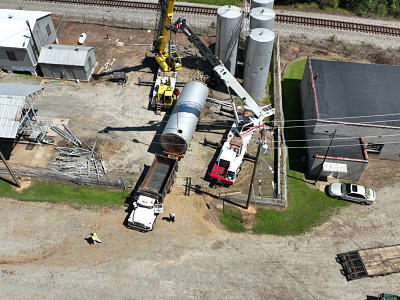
left=276, top=0, right=400, bottom=17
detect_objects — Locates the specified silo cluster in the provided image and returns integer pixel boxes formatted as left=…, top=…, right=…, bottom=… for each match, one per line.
left=214, top=1, right=276, bottom=101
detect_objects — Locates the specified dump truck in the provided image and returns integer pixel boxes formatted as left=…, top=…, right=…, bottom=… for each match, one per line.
left=127, top=154, right=178, bottom=231
left=336, top=244, right=400, bottom=281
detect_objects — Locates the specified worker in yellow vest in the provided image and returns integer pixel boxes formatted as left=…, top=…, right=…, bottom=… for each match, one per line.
left=91, top=232, right=102, bottom=244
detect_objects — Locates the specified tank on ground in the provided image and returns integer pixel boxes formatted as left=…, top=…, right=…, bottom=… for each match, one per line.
left=250, top=7, right=275, bottom=30
left=215, top=5, right=242, bottom=75
left=243, top=28, right=275, bottom=101
left=251, top=0, right=274, bottom=9
left=160, top=81, right=208, bottom=154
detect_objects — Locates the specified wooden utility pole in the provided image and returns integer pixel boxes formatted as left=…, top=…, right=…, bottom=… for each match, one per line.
left=314, top=129, right=337, bottom=185
left=0, top=151, right=20, bottom=187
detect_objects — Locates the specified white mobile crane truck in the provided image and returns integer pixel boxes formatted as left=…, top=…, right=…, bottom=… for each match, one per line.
left=169, top=18, right=275, bottom=186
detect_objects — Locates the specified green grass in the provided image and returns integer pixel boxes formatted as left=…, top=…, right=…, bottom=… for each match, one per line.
left=252, top=59, right=349, bottom=235
left=219, top=205, right=246, bottom=232
left=0, top=180, right=127, bottom=208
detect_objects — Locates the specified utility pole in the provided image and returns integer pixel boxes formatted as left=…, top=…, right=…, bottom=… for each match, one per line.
left=314, top=129, right=337, bottom=185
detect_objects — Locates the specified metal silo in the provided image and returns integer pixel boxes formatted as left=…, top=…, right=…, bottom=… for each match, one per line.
left=249, top=7, right=275, bottom=31
left=251, top=0, right=274, bottom=9
left=216, top=5, right=242, bottom=75
left=160, top=81, right=208, bottom=154
left=243, top=28, right=275, bottom=101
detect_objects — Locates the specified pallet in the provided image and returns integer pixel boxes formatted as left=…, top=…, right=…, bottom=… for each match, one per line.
left=337, top=244, right=400, bottom=280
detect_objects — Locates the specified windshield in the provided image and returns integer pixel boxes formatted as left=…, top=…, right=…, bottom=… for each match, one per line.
left=226, top=171, right=235, bottom=181
left=138, top=203, right=153, bottom=209
left=365, top=189, right=371, bottom=198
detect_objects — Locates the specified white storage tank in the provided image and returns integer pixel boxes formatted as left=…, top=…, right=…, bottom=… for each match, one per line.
left=249, top=7, right=275, bottom=31
left=251, top=0, right=274, bottom=9
left=243, top=28, right=275, bottom=101
left=216, top=5, right=242, bottom=75
left=160, top=81, right=208, bottom=154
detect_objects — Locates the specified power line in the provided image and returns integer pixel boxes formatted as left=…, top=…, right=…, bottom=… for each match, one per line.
left=114, top=129, right=400, bottom=143
left=126, top=138, right=400, bottom=150
left=133, top=115, right=400, bottom=130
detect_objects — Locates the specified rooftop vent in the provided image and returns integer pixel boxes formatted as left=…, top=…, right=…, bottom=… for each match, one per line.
left=8, top=14, right=13, bottom=19
left=75, top=47, right=79, bottom=51
left=48, top=45, right=53, bottom=49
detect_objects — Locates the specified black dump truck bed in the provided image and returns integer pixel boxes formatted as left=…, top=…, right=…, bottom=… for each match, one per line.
left=138, top=154, right=178, bottom=202
left=336, top=244, right=400, bottom=281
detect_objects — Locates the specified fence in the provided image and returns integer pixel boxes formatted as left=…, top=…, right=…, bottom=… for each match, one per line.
left=246, top=35, right=287, bottom=208
left=274, top=36, right=288, bottom=207
left=22, top=1, right=217, bottom=36
left=0, top=163, right=133, bottom=189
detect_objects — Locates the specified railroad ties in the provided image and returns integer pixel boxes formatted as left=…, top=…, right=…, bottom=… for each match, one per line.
left=275, top=14, right=400, bottom=37
left=24, top=0, right=400, bottom=36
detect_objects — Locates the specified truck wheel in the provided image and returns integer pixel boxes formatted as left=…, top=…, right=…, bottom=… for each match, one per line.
left=360, top=201, right=368, bottom=205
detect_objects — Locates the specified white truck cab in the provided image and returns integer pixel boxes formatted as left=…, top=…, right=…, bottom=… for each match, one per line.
left=127, top=195, right=161, bottom=231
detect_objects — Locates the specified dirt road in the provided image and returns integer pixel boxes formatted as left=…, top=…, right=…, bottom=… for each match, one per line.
left=1, top=182, right=400, bottom=299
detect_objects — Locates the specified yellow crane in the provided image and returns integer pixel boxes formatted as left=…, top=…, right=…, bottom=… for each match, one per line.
left=152, top=0, right=181, bottom=72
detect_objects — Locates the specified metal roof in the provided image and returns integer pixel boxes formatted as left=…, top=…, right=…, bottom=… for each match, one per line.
left=0, top=83, right=44, bottom=139
left=0, top=83, right=44, bottom=97
left=0, top=96, right=25, bottom=139
left=309, top=59, right=400, bottom=127
left=0, top=9, right=50, bottom=49
left=38, top=44, right=94, bottom=66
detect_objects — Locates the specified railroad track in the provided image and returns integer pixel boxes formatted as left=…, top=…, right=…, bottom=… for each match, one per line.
left=25, top=0, right=400, bottom=36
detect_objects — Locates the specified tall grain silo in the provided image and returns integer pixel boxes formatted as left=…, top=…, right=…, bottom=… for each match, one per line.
left=160, top=81, right=208, bottom=155
left=243, top=28, right=275, bottom=101
left=251, top=0, right=274, bottom=9
left=249, top=7, right=275, bottom=31
left=216, top=5, right=242, bottom=75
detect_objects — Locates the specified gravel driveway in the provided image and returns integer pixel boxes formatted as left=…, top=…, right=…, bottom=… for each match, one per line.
left=1, top=182, right=400, bottom=299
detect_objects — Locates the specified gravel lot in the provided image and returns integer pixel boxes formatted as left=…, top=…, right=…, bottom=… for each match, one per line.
left=1, top=181, right=400, bottom=299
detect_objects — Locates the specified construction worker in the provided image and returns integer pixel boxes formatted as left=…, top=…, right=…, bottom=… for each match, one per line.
left=91, top=232, right=102, bottom=244
left=169, top=212, right=176, bottom=223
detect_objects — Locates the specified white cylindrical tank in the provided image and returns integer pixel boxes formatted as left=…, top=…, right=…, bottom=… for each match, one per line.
left=243, top=28, right=275, bottom=101
left=250, top=7, right=275, bottom=31
left=216, top=5, right=242, bottom=75
left=160, top=81, right=208, bottom=154
left=251, top=0, right=274, bottom=9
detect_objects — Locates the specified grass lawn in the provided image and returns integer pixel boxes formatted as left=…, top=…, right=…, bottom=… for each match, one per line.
left=0, top=179, right=127, bottom=208
left=219, top=205, right=246, bottom=232
left=218, top=58, right=349, bottom=235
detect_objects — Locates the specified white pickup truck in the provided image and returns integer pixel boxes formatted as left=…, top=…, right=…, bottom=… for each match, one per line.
left=127, top=154, right=177, bottom=231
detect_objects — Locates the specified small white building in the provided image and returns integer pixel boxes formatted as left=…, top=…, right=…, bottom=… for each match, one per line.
left=0, top=9, right=57, bottom=75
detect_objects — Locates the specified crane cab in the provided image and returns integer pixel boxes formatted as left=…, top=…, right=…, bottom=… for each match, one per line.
left=156, top=50, right=182, bottom=72
left=157, top=84, right=175, bottom=107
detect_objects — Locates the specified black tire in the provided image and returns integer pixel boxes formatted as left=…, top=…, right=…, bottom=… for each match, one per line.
left=334, top=196, right=341, bottom=200
left=360, top=201, right=368, bottom=205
